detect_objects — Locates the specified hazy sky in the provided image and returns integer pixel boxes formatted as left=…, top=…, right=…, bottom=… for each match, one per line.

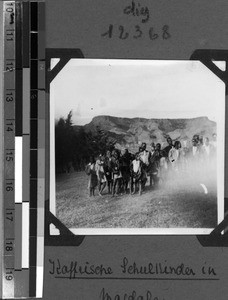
left=51, top=59, right=225, bottom=126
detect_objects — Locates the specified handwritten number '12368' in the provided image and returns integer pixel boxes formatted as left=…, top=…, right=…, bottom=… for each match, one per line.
left=101, top=24, right=171, bottom=41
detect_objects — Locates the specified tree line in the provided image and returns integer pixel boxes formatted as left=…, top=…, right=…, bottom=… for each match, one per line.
left=55, top=111, right=116, bottom=174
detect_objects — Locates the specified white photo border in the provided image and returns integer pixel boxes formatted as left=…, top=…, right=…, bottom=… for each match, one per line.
left=49, top=58, right=225, bottom=236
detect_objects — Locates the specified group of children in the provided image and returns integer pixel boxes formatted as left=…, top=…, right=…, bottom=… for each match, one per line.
left=85, top=134, right=217, bottom=197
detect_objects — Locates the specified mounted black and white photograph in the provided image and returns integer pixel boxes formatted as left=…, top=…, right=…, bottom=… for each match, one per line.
left=50, top=59, right=225, bottom=234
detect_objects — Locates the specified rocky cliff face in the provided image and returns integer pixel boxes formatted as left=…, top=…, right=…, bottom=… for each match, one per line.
left=78, top=115, right=216, bottom=152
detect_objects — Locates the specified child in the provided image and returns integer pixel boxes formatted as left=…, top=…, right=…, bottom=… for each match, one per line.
left=104, top=150, right=113, bottom=194
left=149, top=145, right=162, bottom=188
left=85, top=156, right=98, bottom=197
left=95, top=155, right=107, bottom=196
left=111, top=150, right=122, bottom=197
left=130, top=153, right=143, bottom=195
left=168, top=140, right=181, bottom=171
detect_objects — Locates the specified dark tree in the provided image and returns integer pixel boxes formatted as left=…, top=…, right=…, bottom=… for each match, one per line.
left=55, top=112, right=117, bottom=173
left=55, top=111, right=74, bottom=173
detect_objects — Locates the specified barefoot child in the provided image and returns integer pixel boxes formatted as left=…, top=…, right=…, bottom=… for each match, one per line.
left=130, top=153, right=143, bottom=195
left=85, top=156, right=98, bottom=197
left=95, top=155, right=107, bottom=196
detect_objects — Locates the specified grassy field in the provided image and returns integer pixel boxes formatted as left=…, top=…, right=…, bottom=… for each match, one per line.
left=56, top=171, right=217, bottom=229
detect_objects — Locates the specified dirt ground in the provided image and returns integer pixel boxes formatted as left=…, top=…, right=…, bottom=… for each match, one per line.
left=56, top=171, right=217, bottom=229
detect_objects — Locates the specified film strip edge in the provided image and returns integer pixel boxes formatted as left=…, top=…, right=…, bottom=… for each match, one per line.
left=0, top=1, right=5, bottom=298
left=2, top=1, right=16, bottom=298
left=1, top=1, right=45, bottom=298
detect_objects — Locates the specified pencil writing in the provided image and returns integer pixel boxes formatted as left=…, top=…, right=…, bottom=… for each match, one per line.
left=123, top=0, right=150, bottom=23
left=100, top=288, right=165, bottom=300
left=101, top=24, right=171, bottom=41
left=49, top=257, right=218, bottom=279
